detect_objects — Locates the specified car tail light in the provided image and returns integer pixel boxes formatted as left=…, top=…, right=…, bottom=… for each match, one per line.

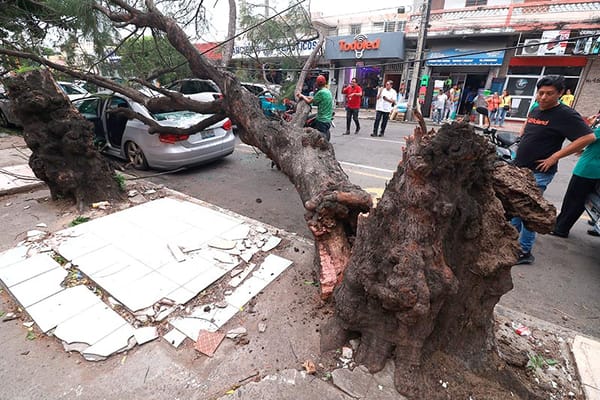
left=159, top=133, right=190, bottom=144
left=222, top=118, right=232, bottom=131
left=213, top=93, right=224, bottom=100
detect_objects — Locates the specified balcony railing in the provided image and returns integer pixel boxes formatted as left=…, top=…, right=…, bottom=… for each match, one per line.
left=406, top=0, right=600, bottom=35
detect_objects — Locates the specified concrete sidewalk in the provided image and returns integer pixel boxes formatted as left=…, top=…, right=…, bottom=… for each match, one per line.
left=1, top=131, right=598, bottom=400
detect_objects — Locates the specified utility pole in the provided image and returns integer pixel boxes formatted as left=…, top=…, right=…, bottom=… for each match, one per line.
left=406, top=0, right=431, bottom=121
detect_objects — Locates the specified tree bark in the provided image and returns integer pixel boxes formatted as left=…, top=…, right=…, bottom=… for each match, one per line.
left=322, top=121, right=555, bottom=399
left=4, top=70, right=124, bottom=209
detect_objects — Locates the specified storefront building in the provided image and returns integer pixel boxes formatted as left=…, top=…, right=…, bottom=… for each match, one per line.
left=424, top=42, right=506, bottom=116
left=324, top=32, right=405, bottom=107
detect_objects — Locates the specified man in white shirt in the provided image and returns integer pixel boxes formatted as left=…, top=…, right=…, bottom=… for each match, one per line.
left=371, top=81, right=397, bottom=137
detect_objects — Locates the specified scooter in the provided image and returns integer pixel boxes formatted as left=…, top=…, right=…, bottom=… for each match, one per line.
left=474, top=107, right=520, bottom=163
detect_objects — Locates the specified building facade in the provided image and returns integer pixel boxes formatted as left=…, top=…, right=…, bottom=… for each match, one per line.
left=405, top=0, right=600, bottom=119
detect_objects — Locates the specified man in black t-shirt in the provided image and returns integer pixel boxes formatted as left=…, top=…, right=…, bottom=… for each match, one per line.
left=512, top=75, right=595, bottom=265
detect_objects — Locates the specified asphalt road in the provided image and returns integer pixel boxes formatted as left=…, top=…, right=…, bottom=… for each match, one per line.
left=139, top=115, right=600, bottom=338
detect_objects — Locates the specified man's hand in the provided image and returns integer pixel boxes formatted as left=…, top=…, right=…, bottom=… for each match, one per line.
left=536, top=153, right=559, bottom=172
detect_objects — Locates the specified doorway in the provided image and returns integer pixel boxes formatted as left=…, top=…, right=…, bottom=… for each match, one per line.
left=458, top=74, right=487, bottom=116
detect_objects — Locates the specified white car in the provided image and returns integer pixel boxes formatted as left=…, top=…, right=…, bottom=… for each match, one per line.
left=57, top=81, right=90, bottom=101
left=74, top=93, right=235, bottom=170
left=165, top=79, right=222, bottom=103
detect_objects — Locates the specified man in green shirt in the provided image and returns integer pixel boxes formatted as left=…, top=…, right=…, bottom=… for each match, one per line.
left=296, top=75, right=333, bottom=141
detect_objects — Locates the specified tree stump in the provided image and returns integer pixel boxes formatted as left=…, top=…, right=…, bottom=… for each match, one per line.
left=322, top=121, right=555, bottom=399
left=5, top=70, right=123, bottom=208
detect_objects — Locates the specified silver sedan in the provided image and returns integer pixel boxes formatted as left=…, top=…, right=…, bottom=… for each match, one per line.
left=74, top=94, right=235, bottom=170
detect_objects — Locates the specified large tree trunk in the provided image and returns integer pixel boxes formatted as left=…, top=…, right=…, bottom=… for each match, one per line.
left=4, top=70, right=124, bottom=209
left=321, top=121, right=555, bottom=399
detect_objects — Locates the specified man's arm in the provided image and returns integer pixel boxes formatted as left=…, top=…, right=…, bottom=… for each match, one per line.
left=536, top=133, right=596, bottom=172
left=296, top=92, right=313, bottom=105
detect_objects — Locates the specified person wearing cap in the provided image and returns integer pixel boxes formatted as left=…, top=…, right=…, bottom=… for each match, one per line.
left=296, top=75, right=333, bottom=141
left=371, top=80, right=397, bottom=137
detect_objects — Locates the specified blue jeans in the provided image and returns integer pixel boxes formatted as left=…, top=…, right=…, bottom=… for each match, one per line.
left=496, top=107, right=508, bottom=126
left=510, top=172, right=555, bottom=253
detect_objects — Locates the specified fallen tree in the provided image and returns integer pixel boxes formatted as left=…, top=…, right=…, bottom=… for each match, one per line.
left=0, top=2, right=557, bottom=398
left=4, top=70, right=124, bottom=208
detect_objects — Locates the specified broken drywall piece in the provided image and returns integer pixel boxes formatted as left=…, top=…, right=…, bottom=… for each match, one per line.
left=261, top=236, right=281, bottom=252
left=207, top=239, right=237, bottom=250
left=228, top=263, right=256, bottom=288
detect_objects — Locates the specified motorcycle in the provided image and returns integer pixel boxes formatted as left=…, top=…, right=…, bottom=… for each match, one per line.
left=474, top=106, right=520, bottom=163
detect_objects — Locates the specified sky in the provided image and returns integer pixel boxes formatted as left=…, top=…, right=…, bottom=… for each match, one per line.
left=200, top=0, right=409, bottom=42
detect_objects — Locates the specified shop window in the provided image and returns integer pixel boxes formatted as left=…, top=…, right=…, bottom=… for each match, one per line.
left=465, top=0, right=487, bottom=6
left=544, top=66, right=583, bottom=76
left=373, top=22, right=384, bottom=32
left=328, top=27, right=338, bottom=36
left=396, top=21, right=406, bottom=32
left=507, top=66, right=543, bottom=75
left=350, top=24, right=361, bottom=35
left=384, top=22, right=396, bottom=32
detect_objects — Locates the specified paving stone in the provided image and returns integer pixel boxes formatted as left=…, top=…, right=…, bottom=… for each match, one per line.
left=224, top=276, right=267, bottom=309
left=133, top=326, right=159, bottom=345
left=110, top=271, right=179, bottom=312
left=0, top=253, right=61, bottom=287
left=220, top=224, right=250, bottom=240
left=165, top=287, right=196, bottom=305
left=252, top=254, right=293, bottom=285
left=183, top=263, right=230, bottom=295
left=572, top=335, right=600, bottom=400
left=91, top=259, right=153, bottom=293
left=71, top=245, right=133, bottom=277
left=83, top=324, right=136, bottom=361
left=331, top=366, right=375, bottom=398
left=157, top=256, right=215, bottom=286
left=25, top=286, right=102, bottom=332
left=8, top=267, right=68, bottom=308
left=163, top=328, right=187, bottom=348
left=53, top=302, right=130, bottom=346
left=228, top=263, right=256, bottom=288
left=56, top=232, right=110, bottom=261
left=0, top=246, right=29, bottom=269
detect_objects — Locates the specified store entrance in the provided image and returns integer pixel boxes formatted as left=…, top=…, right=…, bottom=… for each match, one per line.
left=357, top=66, right=381, bottom=109
left=458, top=74, right=487, bottom=116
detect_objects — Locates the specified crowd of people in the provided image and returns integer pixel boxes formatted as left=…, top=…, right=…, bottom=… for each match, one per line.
left=296, top=74, right=599, bottom=267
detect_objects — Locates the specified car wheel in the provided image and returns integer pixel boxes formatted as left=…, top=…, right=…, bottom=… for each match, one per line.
left=0, top=110, right=9, bottom=128
left=125, top=141, right=149, bottom=170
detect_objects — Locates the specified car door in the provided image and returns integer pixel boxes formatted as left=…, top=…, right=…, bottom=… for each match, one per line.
left=74, top=97, right=105, bottom=142
left=105, top=96, right=130, bottom=147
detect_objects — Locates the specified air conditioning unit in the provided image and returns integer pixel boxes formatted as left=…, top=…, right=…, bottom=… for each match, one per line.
left=521, top=39, right=541, bottom=55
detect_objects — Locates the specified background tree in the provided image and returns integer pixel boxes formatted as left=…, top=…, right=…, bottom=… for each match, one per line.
left=0, top=1, right=557, bottom=398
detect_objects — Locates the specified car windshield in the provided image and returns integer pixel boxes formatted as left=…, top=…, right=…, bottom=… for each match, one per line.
left=154, top=110, right=202, bottom=121
left=61, top=84, right=86, bottom=95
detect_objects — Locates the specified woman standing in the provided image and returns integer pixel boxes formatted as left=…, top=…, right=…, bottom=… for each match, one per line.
left=496, top=90, right=512, bottom=127
left=486, top=92, right=500, bottom=126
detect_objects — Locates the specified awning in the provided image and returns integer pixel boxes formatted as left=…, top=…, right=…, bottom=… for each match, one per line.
left=426, top=49, right=505, bottom=66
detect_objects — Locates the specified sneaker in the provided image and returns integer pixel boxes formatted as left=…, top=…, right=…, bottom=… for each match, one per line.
left=587, top=229, right=600, bottom=237
left=549, top=231, right=568, bottom=238
left=515, top=252, right=535, bottom=265
left=370, top=133, right=377, bottom=137
left=355, top=127, right=360, bottom=134
left=378, top=133, right=384, bottom=137
left=342, top=131, right=350, bottom=135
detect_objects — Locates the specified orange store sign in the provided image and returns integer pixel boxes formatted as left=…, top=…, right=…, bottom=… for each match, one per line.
left=338, top=35, right=381, bottom=58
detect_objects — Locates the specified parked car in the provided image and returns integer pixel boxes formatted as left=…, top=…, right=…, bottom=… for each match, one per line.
left=0, top=92, right=21, bottom=128
left=165, top=79, right=222, bottom=102
left=241, top=82, right=286, bottom=117
left=57, top=81, right=90, bottom=101
left=73, top=94, right=235, bottom=170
